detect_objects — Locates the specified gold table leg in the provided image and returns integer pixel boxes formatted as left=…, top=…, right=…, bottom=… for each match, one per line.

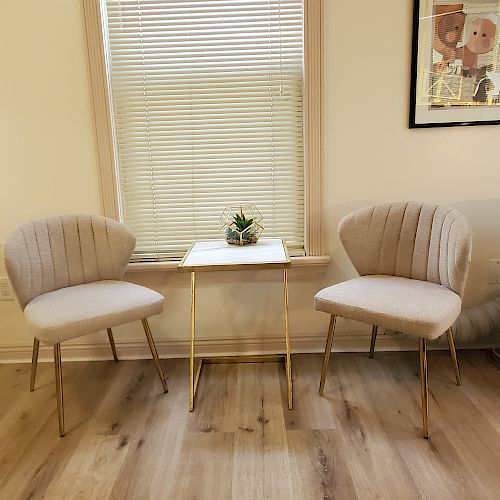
left=190, top=271, right=197, bottom=411
left=188, top=267, right=293, bottom=412
left=283, top=269, right=293, bottom=410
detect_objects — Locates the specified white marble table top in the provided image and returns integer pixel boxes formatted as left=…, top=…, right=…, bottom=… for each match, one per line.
left=178, top=238, right=290, bottom=271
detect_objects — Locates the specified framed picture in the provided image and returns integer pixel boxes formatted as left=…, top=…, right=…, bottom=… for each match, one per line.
left=410, top=0, right=500, bottom=128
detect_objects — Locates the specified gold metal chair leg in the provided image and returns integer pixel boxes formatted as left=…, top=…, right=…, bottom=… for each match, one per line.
left=419, top=337, right=429, bottom=439
left=283, top=269, right=293, bottom=410
left=319, top=315, right=336, bottom=396
left=107, top=328, right=119, bottom=362
left=141, top=318, right=168, bottom=393
left=54, top=344, right=65, bottom=437
left=369, top=325, right=378, bottom=358
left=189, top=271, right=196, bottom=412
left=446, top=328, right=462, bottom=386
left=30, top=338, right=39, bottom=392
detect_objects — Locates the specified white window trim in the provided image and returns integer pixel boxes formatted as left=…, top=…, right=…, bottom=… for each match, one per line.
left=82, top=0, right=328, bottom=268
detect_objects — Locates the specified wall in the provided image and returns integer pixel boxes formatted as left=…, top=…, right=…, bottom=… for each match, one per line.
left=1, top=0, right=499, bottom=361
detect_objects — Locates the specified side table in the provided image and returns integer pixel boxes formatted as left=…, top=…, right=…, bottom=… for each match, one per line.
left=178, top=238, right=293, bottom=411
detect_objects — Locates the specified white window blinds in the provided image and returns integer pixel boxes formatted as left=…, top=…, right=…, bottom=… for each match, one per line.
left=104, top=0, right=304, bottom=261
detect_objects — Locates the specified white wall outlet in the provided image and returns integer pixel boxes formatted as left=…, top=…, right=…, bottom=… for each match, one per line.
left=488, top=259, right=500, bottom=284
left=0, top=277, right=14, bottom=301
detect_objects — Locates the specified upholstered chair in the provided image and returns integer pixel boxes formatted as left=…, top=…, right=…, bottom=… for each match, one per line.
left=4, top=215, right=168, bottom=436
left=315, top=202, right=472, bottom=438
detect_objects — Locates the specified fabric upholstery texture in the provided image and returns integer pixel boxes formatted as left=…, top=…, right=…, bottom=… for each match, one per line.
left=315, top=202, right=472, bottom=339
left=338, top=202, right=472, bottom=297
left=314, top=275, right=462, bottom=340
left=24, top=280, right=164, bottom=345
left=4, top=215, right=136, bottom=309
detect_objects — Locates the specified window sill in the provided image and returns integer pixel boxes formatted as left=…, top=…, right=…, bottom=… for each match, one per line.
left=126, top=255, right=330, bottom=273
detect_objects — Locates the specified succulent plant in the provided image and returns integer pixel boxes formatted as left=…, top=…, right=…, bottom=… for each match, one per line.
left=231, top=210, right=254, bottom=231
left=219, top=204, right=264, bottom=246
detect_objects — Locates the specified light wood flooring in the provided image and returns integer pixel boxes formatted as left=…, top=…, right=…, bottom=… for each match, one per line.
left=0, top=350, right=499, bottom=499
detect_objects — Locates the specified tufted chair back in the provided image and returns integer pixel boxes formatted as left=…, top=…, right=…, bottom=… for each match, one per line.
left=4, top=215, right=136, bottom=309
left=338, top=202, right=472, bottom=297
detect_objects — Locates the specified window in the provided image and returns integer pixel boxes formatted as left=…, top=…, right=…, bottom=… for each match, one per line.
left=83, top=0, right=323, bottom=262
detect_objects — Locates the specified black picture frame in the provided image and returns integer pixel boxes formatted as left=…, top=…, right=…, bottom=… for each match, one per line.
left=410, top=0, right=500, bottom=128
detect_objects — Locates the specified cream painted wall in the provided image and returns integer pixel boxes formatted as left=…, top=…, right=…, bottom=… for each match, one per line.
left=0, top=0, right=101, bottom=350
left=1, top=0, right=499, bottom=358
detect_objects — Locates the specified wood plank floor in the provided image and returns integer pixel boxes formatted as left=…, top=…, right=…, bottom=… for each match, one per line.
left=0, top=350, right=499, bottom=499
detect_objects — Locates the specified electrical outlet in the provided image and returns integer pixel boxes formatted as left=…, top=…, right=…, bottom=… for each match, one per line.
left=488, top=259, right=500, bottom=284
left=0, top=277, right=13, bottom=301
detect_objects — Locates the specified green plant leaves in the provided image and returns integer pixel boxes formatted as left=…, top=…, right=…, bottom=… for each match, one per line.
left=232, top=213, right=254, bottom=231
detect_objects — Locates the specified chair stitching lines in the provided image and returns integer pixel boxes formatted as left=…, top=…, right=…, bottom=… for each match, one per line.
left=410, top=204, right=424, bottom=280
left=394, top=202, right=410, bottom=277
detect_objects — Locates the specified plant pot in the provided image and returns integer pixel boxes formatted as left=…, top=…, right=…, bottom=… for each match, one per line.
left=225, top=227, right=259, bottom=246
left=219, top=204, right=264, bottom=246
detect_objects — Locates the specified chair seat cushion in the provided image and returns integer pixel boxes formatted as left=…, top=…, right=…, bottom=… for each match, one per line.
left=24, top=280, right=164, bottom=344
left=314, top=275, right=461, bottom=340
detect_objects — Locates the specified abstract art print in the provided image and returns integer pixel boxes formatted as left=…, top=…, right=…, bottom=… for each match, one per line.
left=410, top=0, right=500, bottom=127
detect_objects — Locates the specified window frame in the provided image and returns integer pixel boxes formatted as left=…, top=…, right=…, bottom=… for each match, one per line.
left=82, top=0, right=326, bottom=266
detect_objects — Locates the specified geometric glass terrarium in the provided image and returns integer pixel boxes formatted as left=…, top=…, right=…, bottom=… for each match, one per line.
left=219, top=204, right=264, bottom=246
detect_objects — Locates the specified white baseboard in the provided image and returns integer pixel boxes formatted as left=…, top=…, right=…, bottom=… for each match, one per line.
left=0, top=333, right=496, bottom=363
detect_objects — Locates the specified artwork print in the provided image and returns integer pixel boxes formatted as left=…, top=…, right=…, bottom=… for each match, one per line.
left=410, top=0, right=500, bottom=127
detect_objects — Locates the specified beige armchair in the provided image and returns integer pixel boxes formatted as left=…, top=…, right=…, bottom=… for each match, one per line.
left=315, top=202, right=472, bottom=438
left=4, top=215, right=168, bottom=436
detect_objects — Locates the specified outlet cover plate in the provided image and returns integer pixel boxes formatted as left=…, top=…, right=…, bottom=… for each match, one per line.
left=488, top=259, right=500, bottom=284
left=0, top=277, right=13, bottom=301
